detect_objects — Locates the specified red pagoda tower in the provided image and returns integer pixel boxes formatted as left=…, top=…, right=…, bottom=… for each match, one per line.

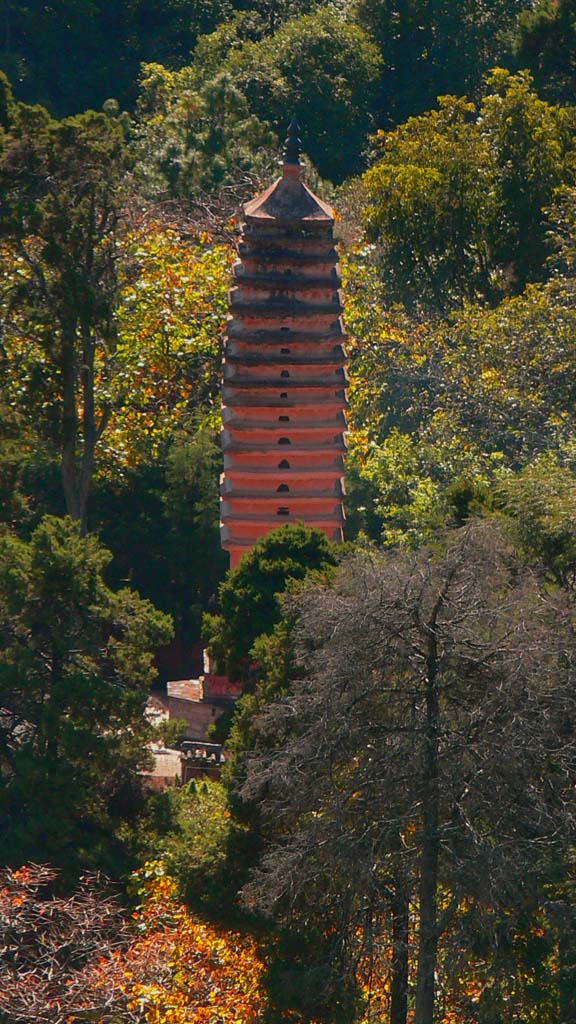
left=220, top=119, right=348, bottom=568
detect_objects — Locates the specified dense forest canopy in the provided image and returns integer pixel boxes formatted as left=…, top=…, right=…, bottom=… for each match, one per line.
left=0, top=1, right=575, bottom=1022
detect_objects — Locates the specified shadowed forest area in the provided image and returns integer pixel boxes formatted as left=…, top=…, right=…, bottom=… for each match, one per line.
left=0, top=2, right=575, bottom=1022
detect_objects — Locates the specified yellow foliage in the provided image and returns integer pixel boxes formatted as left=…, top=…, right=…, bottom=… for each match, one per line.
left=113, top=862, right=265, bottom=1024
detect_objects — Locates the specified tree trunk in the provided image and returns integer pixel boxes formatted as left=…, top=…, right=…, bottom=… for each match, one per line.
left=390, top=873, right=410, bottom=1024
left=414, top=626, right=441, bottom=1024
left=559, top=928, right=576, bottom=1023
left=60, top=322, right=81, bottom=522
left=79, top=320, right=97, bottom=534
left=60, top=316, right=103, bottom=533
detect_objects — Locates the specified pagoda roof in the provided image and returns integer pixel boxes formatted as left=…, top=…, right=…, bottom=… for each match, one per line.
left=244, top=174, right=334, bottom=225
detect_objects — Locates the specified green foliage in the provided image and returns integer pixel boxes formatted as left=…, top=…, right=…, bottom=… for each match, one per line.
left=361, top=70, right=576, bottom=311
left=152, top=716, right=189, bottom=749
left=343, top=240, right=576, bottom=545
left=482, top=67, right=576, bottom=288
left=220, top=617, right=296, bottom=815
left=0, top=70, right=15, bottom=130
left=133, top=62, right=277, bottom=198
left=546, top=183, right=576, bottom=276
left=261, top=923, right=361, bottom=1024
left=514, top=0, right=576, bottom=103
left=203, top=523, right=340, bottom=681
left=93, top=418, right=227, bottom=641
left=157, top=779, right=253, bottom=918
left=354, top=0, right=525, bottom=125
left=431, top=278, right=576, bottom=461
left=0, top=99, right=130, bottom=526
left=135, top=7, right=382, bottom=190
left=190, top=9, right=275, bottom=80
left=0, top=515, right=173, bottom=874
left=223, top=8, right=383, bottom=182
left=495, top=456, right=576, bottom=588
left=363, top=94, right=496, bottom=310
left=0, top=0, right=231, bottom=116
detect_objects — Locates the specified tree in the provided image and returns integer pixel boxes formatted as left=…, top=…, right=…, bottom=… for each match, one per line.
left=0, top=859, right=266, bottom=1023
left=133, top=62, right=277, bottom=200
left=361, top=70, right=576, bottom=312
left=203, top=523, right=340, bottom=681
left=494, top=456, right=576, bottom=590
left=0, top=863, right=130, bottom=1024
left=514, top=0, right=576, bottom=104
left=0, top=515, right=172, bottom=872
left=241, top=522, right=576, bottom=1024
left=223, top=8, right=383, bottom=182
left=103, top=216, right=233, bottom=472
left=0, top=97, right=130, bottom=530
left=0, top=0, right=233, bottom=116
left=341, top=232, right=576, bottom=547
left=94, top=416, right=229, bottom=645
left=354, top=0, right=525, bottom=126
left=481, top=68, right=576, bottom=288
left=362, top=94, right=498, bottom=310
left=153, top=778, right=253, bottom=918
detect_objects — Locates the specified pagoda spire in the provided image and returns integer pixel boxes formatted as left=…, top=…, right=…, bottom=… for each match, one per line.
left=282, top=115, right=302, bottom=169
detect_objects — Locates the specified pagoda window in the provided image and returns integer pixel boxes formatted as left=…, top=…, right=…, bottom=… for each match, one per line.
left=277, top=484, right=290, bottom=492
left=278, top=415, right=290, bottom=422
left=278, top=437, right=291, bottom=445
left=280, top=392, right=288, bottom=399
left=280, top=348, right=290, bottom=354
left=280, top=370, right=290, bottom=378
left=277, top=507, right=290, bottom=516
left=278, top=459, right=290, bottom=469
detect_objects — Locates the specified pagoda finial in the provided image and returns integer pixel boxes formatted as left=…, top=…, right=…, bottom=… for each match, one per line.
left=282, top=116, right=302, bottom=177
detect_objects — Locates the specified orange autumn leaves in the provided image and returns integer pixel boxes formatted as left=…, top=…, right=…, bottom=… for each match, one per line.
left=123, top=861, right=265, bottom=1024
left=103, top=219, right=233, bottom=474
left=0, top=861, right=265, bottom=1024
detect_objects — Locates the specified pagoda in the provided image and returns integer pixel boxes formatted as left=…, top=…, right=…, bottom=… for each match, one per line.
left=220, top=119, right=348, bottom=568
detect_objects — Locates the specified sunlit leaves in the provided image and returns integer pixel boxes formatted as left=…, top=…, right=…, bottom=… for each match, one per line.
left=123, top=861, right=266, bottom=1024
left=1, top=216, right=233, bottom=480
left=342, top=244, right=576, bottom=545
left=101, top=216, right=233, bottom=475
left=361, top=71, right=576, bottom=311
left=134, top=63, right=277, bottom=198
left=0, top=860, right=266, bottom=1024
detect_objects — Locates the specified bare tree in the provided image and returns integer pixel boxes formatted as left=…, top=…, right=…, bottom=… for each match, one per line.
left=240, top=521, right=576, bottom=1024
left=0, top=864, right=132, bottom=1023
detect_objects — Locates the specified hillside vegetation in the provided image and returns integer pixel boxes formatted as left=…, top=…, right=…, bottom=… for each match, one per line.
left=0, top=3, right=575, bottom=1022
